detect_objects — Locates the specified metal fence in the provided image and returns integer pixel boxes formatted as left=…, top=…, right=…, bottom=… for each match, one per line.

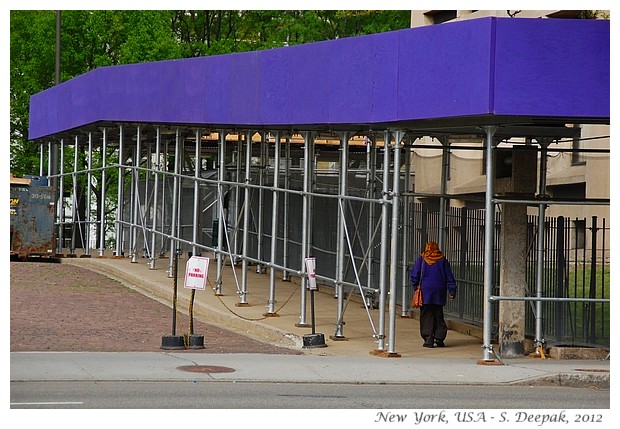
left=418, top=204, right=611, bottom=348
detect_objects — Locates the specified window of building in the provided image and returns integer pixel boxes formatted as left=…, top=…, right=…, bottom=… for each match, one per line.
left=425, top=10, right=457, bottom=24
left=573, top=219, right=586, bottom=249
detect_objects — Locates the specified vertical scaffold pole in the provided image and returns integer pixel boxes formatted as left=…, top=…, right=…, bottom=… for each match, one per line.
left=535, top=141, right=550, bottom=353
left=400, top=138, right=412, bottom=317
left=439, top=136, right=450, bottom=251
left=482, top=125, right=497, bottom=362
left=115, top=125, right=124, bottom=258
left=56, top=139, right=65, bottom=254
left=240, top=131, right=251, bottom=305
left=98, top=128, right=107, bottom=257
left=130, top=126, right=141, bottom=262
left=296, top=132, right=311, bottom=326
left=168, top=128, right=181, bottom=277
left=149, top=127, right=161, bottom=269
left=387, top=131, right=402, bottom=356
left=367, top=136, right=377, bottom=301
left=333, top=132, right=349, bottom=338
left=70, top=135, right=79, bottom=255
left=376, top=131, right=391, bottom=352
left=267, top=131, right=281, bottom=315
left=282, top=136, right=291, bottom=281
left=256, top=133, right=266, bottom=273
left=41, top=143, right=47, bottom=177
left=85, top=134, right=92, bottom=255
left=215, top=130, right=226, bottom=294
left=159, top=139, right=168, bottom=258
left=192, top=128, right=201, bottom=260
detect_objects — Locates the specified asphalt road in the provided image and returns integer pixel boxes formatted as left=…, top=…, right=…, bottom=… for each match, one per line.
left=11, top=380, right=610, bottom=409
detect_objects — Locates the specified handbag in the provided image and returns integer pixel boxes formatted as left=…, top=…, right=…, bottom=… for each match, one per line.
left=411, top=261, right=424, bottom=308
left=412, top=285, right=423, bottom=308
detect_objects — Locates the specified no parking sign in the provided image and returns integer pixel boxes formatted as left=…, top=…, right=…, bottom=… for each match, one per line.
left=305, top=257, right=317, bottom=290
left=184, top=256, right=210, bottom=290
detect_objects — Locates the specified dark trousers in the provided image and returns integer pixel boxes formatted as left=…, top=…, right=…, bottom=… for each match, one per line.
left=419, top=304, right=448, bottom=344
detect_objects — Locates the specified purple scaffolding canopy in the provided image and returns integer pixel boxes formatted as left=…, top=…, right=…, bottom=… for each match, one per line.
left=28, top=17, right=609, bottom=140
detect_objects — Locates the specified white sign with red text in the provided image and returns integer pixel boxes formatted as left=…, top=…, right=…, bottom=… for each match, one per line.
left=184, top=256, right=210, bottom=290
left=305, top=257, right=317, bottom=290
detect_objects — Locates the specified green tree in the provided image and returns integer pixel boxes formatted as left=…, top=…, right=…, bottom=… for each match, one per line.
left=10, top=10, right=411, bottom=176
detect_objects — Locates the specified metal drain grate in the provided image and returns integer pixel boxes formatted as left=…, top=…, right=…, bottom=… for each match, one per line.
left=177, top=365, right=236, bottom=374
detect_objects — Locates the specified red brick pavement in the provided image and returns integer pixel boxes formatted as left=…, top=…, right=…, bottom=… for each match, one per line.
left=10, top=261, right=301, bottom=354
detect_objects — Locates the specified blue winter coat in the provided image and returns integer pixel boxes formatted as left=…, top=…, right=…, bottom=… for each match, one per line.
left=409, top=256, right=457, bottom=306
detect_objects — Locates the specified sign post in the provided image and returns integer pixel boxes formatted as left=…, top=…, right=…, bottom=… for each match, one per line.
left=302, top=257, right=327, bottom=348
left=161, top=249, right=185, bottom=349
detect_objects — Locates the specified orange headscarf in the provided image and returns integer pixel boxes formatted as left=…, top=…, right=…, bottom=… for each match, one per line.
left=421, top=241, right=444, bottom=265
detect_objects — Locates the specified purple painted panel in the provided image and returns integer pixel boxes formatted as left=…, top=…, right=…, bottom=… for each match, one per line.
left=28, top=17, right=610, bottom=140
left=288, top=41, right=332, bottom=124
left=326, top=35, right=376, bottom=123
left=369, top=31, right=399, bottom=123
left=203, top=54, right=235, bottom=125
left=100, top=59, right=207, bottom=124
left=257, top=47, right=294, bottom=125
left=492, top=18, right=609, bottom=118
left=396, top=18, right=494, bottom=121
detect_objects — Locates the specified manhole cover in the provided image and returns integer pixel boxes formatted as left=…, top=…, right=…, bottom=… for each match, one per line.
left=575, top=368, right=610, bottom=373
left=177, top=365, right=236, bottom=374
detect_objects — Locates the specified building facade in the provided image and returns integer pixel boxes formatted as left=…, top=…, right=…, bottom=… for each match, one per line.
left=409, top=10, right=610, bottom=261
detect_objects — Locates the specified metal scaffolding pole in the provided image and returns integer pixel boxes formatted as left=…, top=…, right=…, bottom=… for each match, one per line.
left=297, top=131, right=311, bottom=327
left=115, top=125, right=125, bottom=257
left=56, top=139, right=65, bottom=254
left=98, top=128, right=107, bottom=256
left=192, top=129, right=201, bottom=260
left=256, top=133, right=266, bottom=274
left=159, top=139, right=169, bottom=258
left=333, top=132, right=349, bottom=338
left=376, top=131, right=391, bottom=352
left=167, top=128, right=181, bottom=278
left=85, top=133, right=93, bottom=255
left=282, top=136, right=291, bottom=282
left=41, top=143, right=46, bottom=177
left=71, top=135, right=79, bottom=254
left=534, top=141, right=550, bottom=353
left=482, top=125, right=497, bottom=362
left=240, top=131, right=252, bottom=305
left=267, top=131, right=281, bottom=315
left=366, top=136, right=377, bottom=302
left=387, top=131, right=403, bottom=356
left=144, top=143, right=153, bottom=257
left=149, top=127, right=161, bottom=269
left=438, top=136, right=450, bottom=251
left=177, top=135, right=185, bottom=252
left=400, top=139, right=412, bottom=317
left=233, top=135, right=242, bottom=261
left=215, top=130, right=226, bottom=294
left=130, top=126, right=142, bottom=263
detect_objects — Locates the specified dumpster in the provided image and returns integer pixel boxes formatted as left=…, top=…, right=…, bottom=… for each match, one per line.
left=10, top=175, right=57, bottom=258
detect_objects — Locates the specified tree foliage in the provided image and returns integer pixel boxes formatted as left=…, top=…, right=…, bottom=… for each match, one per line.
left=10, top=10, right=411, bottom=176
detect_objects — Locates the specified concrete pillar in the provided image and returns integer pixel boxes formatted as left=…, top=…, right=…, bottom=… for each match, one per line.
left=496, top=147, right=537, bottom=357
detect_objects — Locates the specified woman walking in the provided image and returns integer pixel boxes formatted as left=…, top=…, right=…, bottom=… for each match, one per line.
left=409, top=241, right=457, bottom=348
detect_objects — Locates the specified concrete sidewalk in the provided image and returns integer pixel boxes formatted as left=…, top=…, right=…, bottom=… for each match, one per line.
left=48, top=253, right=609, bottom=388
left=10, top=351, right=610, bottom=387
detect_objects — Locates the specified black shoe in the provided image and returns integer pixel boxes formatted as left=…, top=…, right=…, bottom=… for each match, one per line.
left=435, top=340, right=445, bottom=348
left=423, top=342, right=434, bottom=348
